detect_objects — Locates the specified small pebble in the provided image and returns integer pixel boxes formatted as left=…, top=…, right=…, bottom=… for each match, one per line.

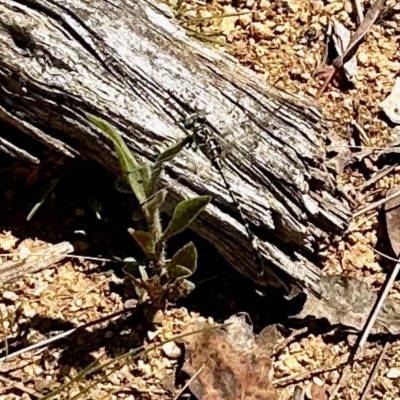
left=147, top=330, right=158, bottom=340
left=162, top=341, right=182, bottom=359
left=2, top=291, right=18, bottom=301
left=386, top=368, right=400, bottom=379
left=312, top=376, right=324, bottom=386
left=283, top=356, right=302, bottom=371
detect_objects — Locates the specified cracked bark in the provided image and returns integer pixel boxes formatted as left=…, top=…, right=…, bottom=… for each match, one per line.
left=0, top=0, right=351, bottom=296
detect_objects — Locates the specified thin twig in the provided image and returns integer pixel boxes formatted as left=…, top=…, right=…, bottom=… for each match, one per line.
left=359, top=342, right=389, bottom=400
left=352, top=120, right=370, bottom=146
left=0, top=252, right=119, bottom=264
left=59, top=280, right=107, bottom=313
left=173, top=364, right=205, bottom=400
left=368, top=244, right=400, bottom=263
left=329, top=363, right=351, bottom=399
left=338, top=0, right=385, bottom=63
left=0, top=309, right=130, bottom=363
left=196, top=270, right=229, bottom=286
left=332, top=145, right=400, bottom=150
left=316, top=0, right=386, bottom=98
left=352, top=187, right=400, bottom=218
left=350, top=212, right=376, bottom=232
left=353, top=0, right=365, bottom=23
left=180, top=11, right=251, bottom=24
left=0, top=375, right=41, bottom=398
left=273, top=353, right=378, bottom=387
left=359, top=165, right=397, bottom=191
left=358, top=261, right=400, bottom=349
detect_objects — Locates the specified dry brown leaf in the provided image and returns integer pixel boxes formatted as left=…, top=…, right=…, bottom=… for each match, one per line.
left=295, top=275, right=400, bottom=335
left=179, top=314, right=276, bottom=400
left=310, top=382, right=328, bottom=400
left=331, top=19, right=357, bottom=83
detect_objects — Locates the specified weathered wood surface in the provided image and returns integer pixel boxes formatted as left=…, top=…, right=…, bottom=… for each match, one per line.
left=0, top=0, right=351, bottom=296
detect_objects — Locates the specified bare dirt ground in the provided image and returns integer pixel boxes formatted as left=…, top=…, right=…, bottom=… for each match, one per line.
left=1, top=0, right=400, bottom=399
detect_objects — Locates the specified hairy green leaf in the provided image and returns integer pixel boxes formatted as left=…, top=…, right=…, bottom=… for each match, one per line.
left=86, top=113, right=147, bottom=204
left=123, top=260, right=140, bottom=279
left=140, top=162, right=152, bottom=195
left=123, top=261, right=148, bottom=300
left=128, top=228, right=155, bottom=258
left=148, top=136, right=191, bottom=194
left=161, top=195, right=211, bottom=241
left=142, top=189, right=167, bottom=219
left=166, top=242, right=197, bottom=281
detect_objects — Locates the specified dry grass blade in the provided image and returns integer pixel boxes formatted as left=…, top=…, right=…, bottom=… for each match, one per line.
left=359, top=342, right=389, bottom=400
left=173, top=364, right=205, bottom=400
left=0, top=375, right=41, bottom=398
left=353, top=187, right=400, bottom=218
left=184, top=27, right=230, bottom=45
left=368, top=245, right=400, bottom=264
left=26, top=164, right=72, bottom=221
left=353, top=0, right=365, bottom=23
left=0, top=310, right=129, bottom=363
left=273, top=353, right=378, bottom=387
left=357, top=264, right=400, bottom=349
left=172, top=2, right=247, bottom=46
left=180, top=11, right=251, bottom=24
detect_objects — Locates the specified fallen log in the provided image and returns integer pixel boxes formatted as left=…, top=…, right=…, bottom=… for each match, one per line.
left=0, top=0, right=350, bottom=296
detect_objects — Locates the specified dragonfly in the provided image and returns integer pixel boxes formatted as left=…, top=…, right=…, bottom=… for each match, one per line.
left=180, top=112, right=267, bottom=279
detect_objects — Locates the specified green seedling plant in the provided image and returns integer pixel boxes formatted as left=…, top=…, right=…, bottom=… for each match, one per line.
left=86, top=114, right=211, bottom=308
